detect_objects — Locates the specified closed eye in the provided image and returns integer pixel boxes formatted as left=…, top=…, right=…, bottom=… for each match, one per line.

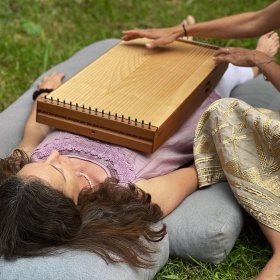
left=50, top=164, right=66, bottom=181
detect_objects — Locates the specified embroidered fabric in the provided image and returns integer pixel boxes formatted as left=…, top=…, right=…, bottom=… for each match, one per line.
left=194, top=98, right=280, bottom=233
left=30, top=131, right=136, bottom=184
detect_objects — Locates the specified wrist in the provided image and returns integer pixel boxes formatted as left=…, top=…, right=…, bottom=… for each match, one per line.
left=253, top=50, right=274, bottom=82
left=253, top=50, right=272, bottom=67
left=175, top=24, right=185, bottom=37
left=181, top=20, right=188, bottom=37
left=32, top=88, right=53, bottom=101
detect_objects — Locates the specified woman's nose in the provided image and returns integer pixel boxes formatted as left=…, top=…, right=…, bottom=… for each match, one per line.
left=45, top=150, right=60, bottom=163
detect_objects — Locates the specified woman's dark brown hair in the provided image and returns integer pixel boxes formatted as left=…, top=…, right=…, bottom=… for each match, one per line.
left=0, top=151, right=166, bottom=268
left=0, top=149, right=29, bottom=181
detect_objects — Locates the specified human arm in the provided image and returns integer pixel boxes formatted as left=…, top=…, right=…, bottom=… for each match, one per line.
left=122, top=1, right=280, bottom=49
left=15, top=72, right=65, bottom=156
left=213, top=47, right=280, bottom=92
left=135, top=165, right=198, bottom=217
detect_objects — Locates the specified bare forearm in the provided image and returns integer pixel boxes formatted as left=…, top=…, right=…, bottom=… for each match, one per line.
left=258, top=59, right=280, bottom=92
left=122, top=12, right=265, bottom=48
left=122, top=1, right=280, bottom=49
left=187, top=1, right=280, bottom=39
left=213, top=47, right=280, bottom=92
left=15, top=73, right=65, bottom=156
left=15, top=96, right=51, bottom=156
left=136, top=165, right=198, bottom=217
left=187, top=13, right=262, bottom=39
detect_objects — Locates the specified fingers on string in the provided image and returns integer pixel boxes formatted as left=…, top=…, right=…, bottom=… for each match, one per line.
left=121, top=33, right=140, bottom=41
left=213, top=47, right=232, bottom=57
left=212, top=48, right=232, bottom=64
left=122, top=30, right=148, bottom=41
left=146, top=39, right=165, bottom=49
left=146, top=35, right=177, bottom=49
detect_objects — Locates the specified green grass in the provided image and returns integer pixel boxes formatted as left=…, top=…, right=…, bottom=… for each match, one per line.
left=0, top=0, right=277, bottom=279
left=0, top=0, right=276, bottom=111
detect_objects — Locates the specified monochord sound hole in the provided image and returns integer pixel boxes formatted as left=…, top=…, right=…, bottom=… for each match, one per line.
left=92, top=130, right=95, bottom=134
left=205, top=81, right=211, bottom=92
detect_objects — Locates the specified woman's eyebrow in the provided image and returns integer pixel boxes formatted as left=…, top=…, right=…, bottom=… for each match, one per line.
left=50, top=164, right=66, bottom=181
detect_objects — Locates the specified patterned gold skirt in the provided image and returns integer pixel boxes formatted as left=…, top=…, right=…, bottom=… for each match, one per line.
left=194, top=98, right=280, bottom=232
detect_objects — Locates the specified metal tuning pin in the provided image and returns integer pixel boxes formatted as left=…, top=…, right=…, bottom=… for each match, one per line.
left=102, top=110, right=105, bottom=117
left=141, top=120, right=144, bottom=127
left=63, top=100, right=66, bottom=107
left=95, top=108, right=98, bottom=115
left=76, top=103, right=79, bottom=110
left=89, top=106, right=92, bottom=114
left=128, top=116, right=131, bottom=124
left=121, top=115, right=124, bottom=122
left=70, top=101, right=72, bottom=108
left=44, top=95, right=47, bottom=102
left=115, top=113, right=117, bottom=120
left=82, top=104, right=85, bottom=112
left=135, top=118, right=137, bottom=126
left=108, top=111, right=111, bottom=119
left=56, top=98, right=59, bottom=105
left=148, top=122, right=151, bottom=129
left=50, top=96, right=53, bottom=104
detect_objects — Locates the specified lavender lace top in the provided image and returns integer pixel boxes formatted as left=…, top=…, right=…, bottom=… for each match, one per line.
left=31, top=93, right=220, bottom=183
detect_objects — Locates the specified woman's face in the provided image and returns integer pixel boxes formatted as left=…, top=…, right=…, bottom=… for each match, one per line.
left=18, top=150, right=80, bottom=203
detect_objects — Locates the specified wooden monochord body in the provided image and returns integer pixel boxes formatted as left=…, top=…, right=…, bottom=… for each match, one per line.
left=36, top=38, right=228, bottom=153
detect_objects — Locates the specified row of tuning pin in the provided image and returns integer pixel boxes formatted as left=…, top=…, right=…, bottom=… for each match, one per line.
left=45, top=95, right=153, bottom=128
